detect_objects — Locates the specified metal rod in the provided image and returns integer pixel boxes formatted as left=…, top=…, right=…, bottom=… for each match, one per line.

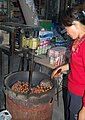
left=29, top=49, right=35, bottom=89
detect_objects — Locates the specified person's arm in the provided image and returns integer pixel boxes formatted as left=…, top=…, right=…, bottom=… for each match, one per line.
left=51, top=63, right=69, bottom=79
left=78, top=93, right=85, bottom=120
left=78, top=107, right=85, bottom=120
left=78, top=42, right=85, bottom=120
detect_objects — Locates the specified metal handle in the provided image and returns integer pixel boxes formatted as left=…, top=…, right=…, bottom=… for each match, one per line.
left=51, top=68, right=62, bottom=79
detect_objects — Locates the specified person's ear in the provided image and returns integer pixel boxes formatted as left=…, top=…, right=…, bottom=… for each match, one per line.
left=72, top=21, right=78, bottom=25
left=72, top=21, right=80, bottom=28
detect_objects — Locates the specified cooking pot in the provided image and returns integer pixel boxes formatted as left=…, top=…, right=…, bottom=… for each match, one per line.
left=5, top=71, right=55, bottom=120
left=5, top=71, right=55, bottom=106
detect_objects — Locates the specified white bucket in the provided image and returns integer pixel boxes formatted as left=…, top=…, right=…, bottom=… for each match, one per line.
left=0, top=110, right=12, bottom=120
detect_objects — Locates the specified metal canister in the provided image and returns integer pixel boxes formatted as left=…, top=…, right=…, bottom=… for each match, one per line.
left=48, top=49, right=55, bottom=57
left=49, top=57, right=55, bottom=65
left=22, top=35, right=27, bottom=47
left=29, top=38, right=39, bottom=49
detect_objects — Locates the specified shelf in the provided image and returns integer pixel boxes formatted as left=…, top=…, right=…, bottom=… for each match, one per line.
left=0, top=0, right=8, bottom=21
left=34, top=55, right=56, bottom=69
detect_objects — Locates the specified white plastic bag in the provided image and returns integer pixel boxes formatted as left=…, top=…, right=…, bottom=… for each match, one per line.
left=0, top=110, right=12, bottom=120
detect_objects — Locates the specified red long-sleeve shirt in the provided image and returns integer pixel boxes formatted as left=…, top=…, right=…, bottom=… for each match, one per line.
left=68, top=35, right=85, bottom=106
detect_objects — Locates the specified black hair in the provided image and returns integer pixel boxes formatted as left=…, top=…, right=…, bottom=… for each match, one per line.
left=61, top=3, right=85, bottom=26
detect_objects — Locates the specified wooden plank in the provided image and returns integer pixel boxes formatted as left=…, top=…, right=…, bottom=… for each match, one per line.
left=18, top=0, right=39, bottom=27
left=34, top=55, right=57, bottom=69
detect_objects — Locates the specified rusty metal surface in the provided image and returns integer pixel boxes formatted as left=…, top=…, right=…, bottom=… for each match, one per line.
left=5, top=71, right=55, bottom=120
left=6, top=95, right=53, bottom=120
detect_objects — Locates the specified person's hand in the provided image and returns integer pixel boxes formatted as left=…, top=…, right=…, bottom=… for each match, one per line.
left=78, top=107, right=85, bottom=120
left=51, top=64, right=69, bottom=79
left=51, top=67, right=62, bottom=79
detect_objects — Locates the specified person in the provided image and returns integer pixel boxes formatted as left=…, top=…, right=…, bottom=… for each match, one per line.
left=79, top=107, right=85, bottom=120
left=79, top=91, right=85, bottom=120
left=51, top=3, right=85, bottom=120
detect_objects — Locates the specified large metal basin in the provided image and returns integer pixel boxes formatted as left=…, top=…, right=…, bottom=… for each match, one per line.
left=5, top=71, right=55, bottom=120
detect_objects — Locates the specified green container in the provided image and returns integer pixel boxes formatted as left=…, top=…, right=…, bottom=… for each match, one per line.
left=39, top=20, right=52, bottom=31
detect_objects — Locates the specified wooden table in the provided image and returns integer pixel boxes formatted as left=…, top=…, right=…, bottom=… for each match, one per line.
left=34, top=54, right=57, bottom=70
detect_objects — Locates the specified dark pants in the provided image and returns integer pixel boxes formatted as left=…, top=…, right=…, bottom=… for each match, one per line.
left=66, top=91, right=82, bottom=120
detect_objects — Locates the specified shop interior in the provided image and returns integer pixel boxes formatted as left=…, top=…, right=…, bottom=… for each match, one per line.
left=0, top=0, right=84, bottom=120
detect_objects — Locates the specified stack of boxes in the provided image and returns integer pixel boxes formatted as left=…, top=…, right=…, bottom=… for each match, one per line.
left=36, top=30, right=53, bottom=55
left=48, top=47, right=66, bottom=66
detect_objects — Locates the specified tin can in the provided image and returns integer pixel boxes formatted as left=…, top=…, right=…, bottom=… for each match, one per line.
left=49, top=57, right=54, bottom=65
left=29, top=38, right=39, bottom=49
left=48, top=49, right=55, bottom=57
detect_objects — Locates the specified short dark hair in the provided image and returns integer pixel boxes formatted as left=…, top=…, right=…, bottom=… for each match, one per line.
left=61, top=3, right=85, bottom=26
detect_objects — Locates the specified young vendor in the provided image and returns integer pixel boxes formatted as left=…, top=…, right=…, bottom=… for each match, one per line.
left=52, top=3, right=85, bottom=120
